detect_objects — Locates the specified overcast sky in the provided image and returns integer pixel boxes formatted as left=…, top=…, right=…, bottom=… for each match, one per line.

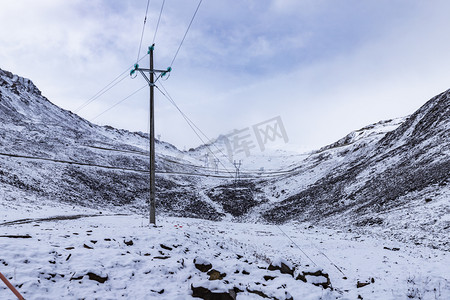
left=1, top=0, right=450, bottom=151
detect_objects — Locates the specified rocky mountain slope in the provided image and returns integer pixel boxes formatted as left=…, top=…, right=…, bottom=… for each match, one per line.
left=0, top=68, right=448, bottom=250
left=0, top=68, right=216, bottom=219
left=263, top=89, right=449, bottom=221
left=261, top=89, right=449, bottom=249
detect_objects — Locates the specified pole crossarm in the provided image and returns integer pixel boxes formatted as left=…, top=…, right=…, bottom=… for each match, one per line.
left=136, top=68, right=170, bottom=73
left=131, top=64, right=172, bottom=85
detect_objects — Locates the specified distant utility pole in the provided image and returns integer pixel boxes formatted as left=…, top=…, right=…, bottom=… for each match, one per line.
left=204, top=153, right=209, bottom=168
left=130, top=44, right=171, bottom=225
left=213, top=158, right=219, bottom=174
left=233, top=160, right=242, bottom=185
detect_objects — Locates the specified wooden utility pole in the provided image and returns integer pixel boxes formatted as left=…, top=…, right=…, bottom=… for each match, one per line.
left=233, top=160, right=242, bottom=185
left=131, top=44, right=171, bottom=225
left=149, top=44, right=156, bottom=225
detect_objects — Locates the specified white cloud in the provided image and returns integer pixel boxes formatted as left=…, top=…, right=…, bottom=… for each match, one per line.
left=1, top=0, right=450, bottom=151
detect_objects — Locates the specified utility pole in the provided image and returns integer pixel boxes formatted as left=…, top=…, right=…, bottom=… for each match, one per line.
left=213, top=158, right=219, bottom=174
left=233, top=160, right=242, bottom=185
left=130, top=44, right=171, bottom=225
left=204, top=153, right=209, bottom=168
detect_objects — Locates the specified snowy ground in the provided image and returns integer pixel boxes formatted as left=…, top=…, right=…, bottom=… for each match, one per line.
left=0, top=202, right=448, bottom=299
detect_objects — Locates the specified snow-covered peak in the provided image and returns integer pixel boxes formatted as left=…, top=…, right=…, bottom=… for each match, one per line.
left=316, top=117, right=405, bottom=153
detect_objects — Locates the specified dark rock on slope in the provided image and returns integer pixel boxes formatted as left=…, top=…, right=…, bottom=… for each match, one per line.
left=263, top=89, right=449, bottom=224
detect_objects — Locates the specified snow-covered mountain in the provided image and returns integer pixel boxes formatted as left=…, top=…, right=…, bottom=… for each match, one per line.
left=1, top=68, right=449, bottom=299
left=0, top=67, right=214, bottom=218
left=262, top=89, right=449, bottom=249
left=0, top=67, right=449, bottom=249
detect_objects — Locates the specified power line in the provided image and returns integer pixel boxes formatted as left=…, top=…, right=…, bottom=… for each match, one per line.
left=81, top=146, right=299, bottom=179
left=155, top=84, right=234, bottom=176
left=292, top=227, right=347, bottom=277
left=83, top=142, right=301, bottom=177
left=136, top=0, right=151, bottom=63
left=90, top=85, right=147, bottom=121
left=1, top=142, right=293, bottom=180
left=157, top=82, right=235, bottom=169
left=74, top=73, right=127, bottom=114
left=155, top=85, right=220, bottom=164
left=170, top=0, right=203, bottom=67
left=0, top=151, right=232, bottom=178
left=75, top=74, right=129, bottom=113
left=276, top=225, right=318, bottom=267
left=83, top=144, right=289, bottom=179
left=86, top=143, right=302, bottom=177
left=152, top=0, right=166, bottom=44
left=74, top=55, right=148, bottom=114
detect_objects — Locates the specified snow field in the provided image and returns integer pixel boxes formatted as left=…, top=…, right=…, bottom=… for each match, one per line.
left=0, top=211, right=448, bottom=299
left=0, top=214, right=338, bottom=299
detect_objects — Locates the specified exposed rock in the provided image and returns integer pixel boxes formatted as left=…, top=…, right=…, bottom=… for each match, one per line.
left=246, top=289, right=268, bottom=298
left=194, top=257, right=212, bottom=272
left=247, top=290, right=293, bottom=300
left=285, top=292, right=294, bottom=300
left=263, top=275, right=277, bottom=281
left=160, top=244, right=173, bottom=251
left=87, top=272, right=108, bottom=283
left=296, top=269, right=331, bottom=289
left=70, top=272, right=108, bottom=283
left=357, top=280, right=371, bottom=288
left=207, top=269, right=226, bottom=280
left=268, top=259, right=294, bottom=276
left=191, top=284, right=236, bottom=300
left=0, top=234, right=31, bottom=238
left=383, top=247, right=400, bottom=251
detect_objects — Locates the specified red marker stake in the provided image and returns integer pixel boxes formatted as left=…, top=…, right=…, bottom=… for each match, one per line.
left=0, top=271, right=25, bottom=300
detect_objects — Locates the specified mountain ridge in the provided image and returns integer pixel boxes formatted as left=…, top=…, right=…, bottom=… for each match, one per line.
left=0, top=68, right=448, bottom=249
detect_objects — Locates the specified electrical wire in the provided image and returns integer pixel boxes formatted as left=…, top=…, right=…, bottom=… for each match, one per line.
left=1, top=142, right=298, bottom=181
left=156, top=85, right=229, bottom=174
left=157, top=82, right=235, bottom=169
left=74, top=73, right=127, bottom=114
left=292, top=227, right=347, bottom=276
left=155, top=84, right=234, bottom=176
left=90, top=85, right=147, bottom=121
left=0, top=150, right=231, bottom=178
left=75, top=0, right=153, bottom=147
left=75, top=74, right=129, bottom=113
left=170, top=0, right=203, bottom=67
left=84, top=142, right=303, bottom=177
left=152, top=0, right=165, bottom=44
left=136, top=0, right=151, bottom=63
left=162, top=158, right=300, bottom=179
left=80, top=145, right=299, bottom=179
left=74, top=54, right=148, bottom=114
left=276, top=225, right=318, bottom=267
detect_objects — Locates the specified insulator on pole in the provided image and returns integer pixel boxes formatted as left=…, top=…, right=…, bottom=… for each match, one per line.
left=162, top=67, right=172, bottom=78
left=148, top=44, right=155, bottom=54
